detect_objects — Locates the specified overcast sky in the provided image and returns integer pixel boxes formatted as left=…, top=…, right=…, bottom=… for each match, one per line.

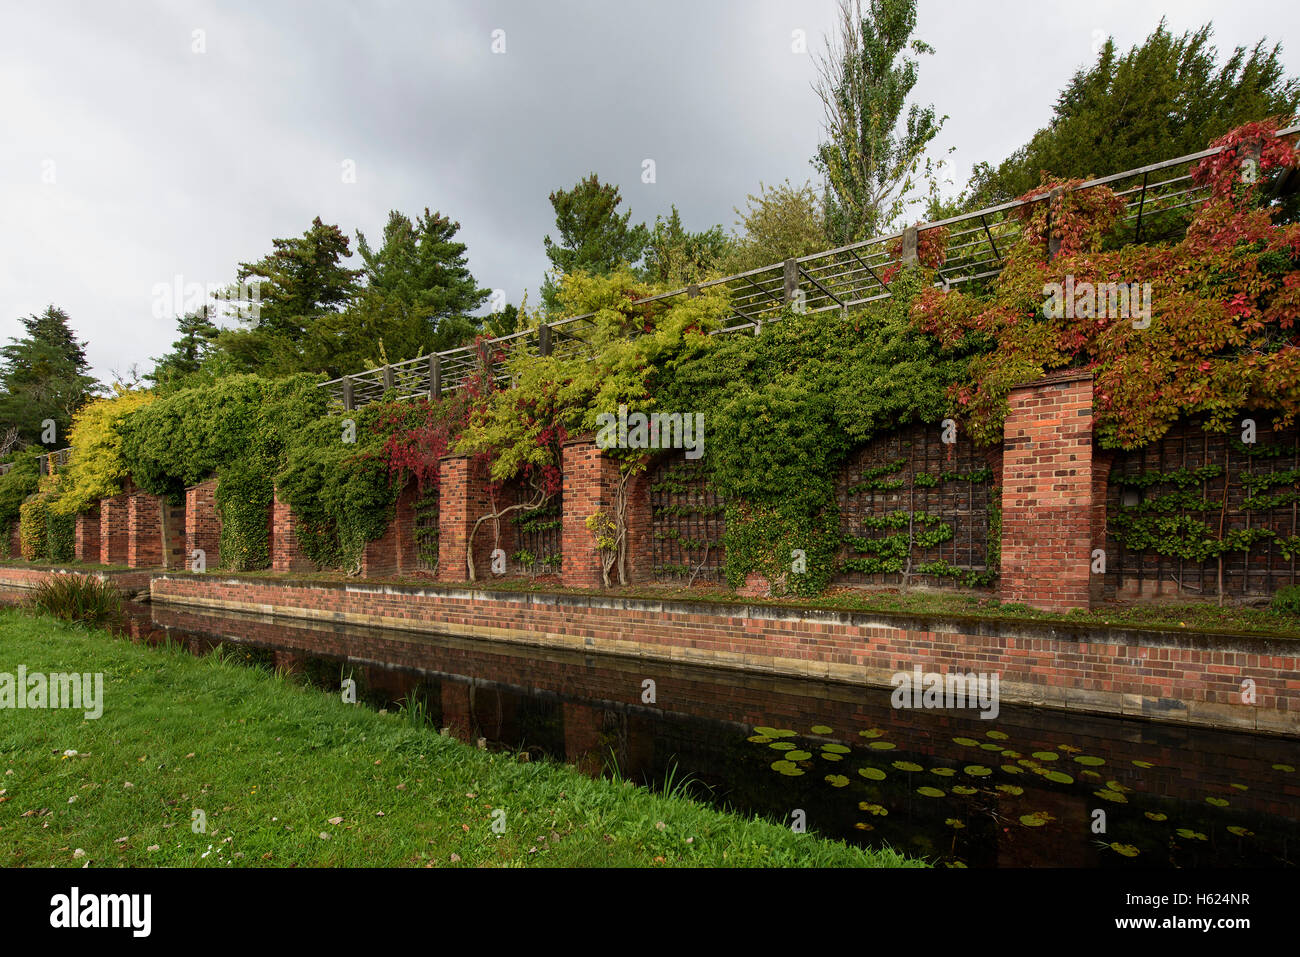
left=2, top=0, right=1297, bottom=383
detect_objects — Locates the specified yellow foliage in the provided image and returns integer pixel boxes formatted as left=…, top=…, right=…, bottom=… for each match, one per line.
left=53, top=388, right=155, bottom=515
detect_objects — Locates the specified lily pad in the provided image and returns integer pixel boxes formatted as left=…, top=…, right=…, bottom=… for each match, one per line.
left=951, top=785, right=978, bottom=795
left=1094, top=789, right=1127, bottom=803
left=1043, top=770, right=1074, bottom=785
left=1108, top=843, right=1140, bottom=857
left=1175, top=828, right=1207, bottom=841
left=869, top=742, right=896, bottom=751
left=1019, top=811, right=1055, bottom=827
left=892, top=760, right=924, bottom=773
left=857, top=728, right=884, bottom=738
left=810, top=725, right=834, bottom=735
left=1073, top=755, right=1105, bottom=767
left=1104, top=780, right=1130, bottom=793
left=1144, top=811, right=1167, bottom=822
left=857, top=767, right=886, bottom=781
left=1205, top=796, right=1229, bottom=807
left=963, top=765, right=992, bottom=777
left=916, top=786, right=945, bottom=798
left=1057, top=744, right=1081, bottom=753
left=996, top=784, right=1024, bottom=796
left=930, top=767, right=957, bottom=777
left=1000, top=750, right=1022, bottom=759
left=979, top=743, right=1004, bottom=751
left=986, top=730, right=1009, bottom=740
left=821, top=743, right=851, bottom=754
left=858, top=802, right=888, bottom=816
left=854, top=821, right=874, bottom=831
left=770, top=759, right=799, bottom=773
left=1230, top=783, right=1248, bottom=791
left=1131, top=760, right=1155, bottom=769
left=952, top=737, right=979, bottom=747
left=945, top=818, right=965, bottom=829
left=754, top=727, right=797, bottom=738
left=1227, top=826, right=1254, bottom=837
left=785, top=750, right=812, bottom=761
left=825, top=774, right=850, bottom=788
left=820, top=753, right=843, bottom=762
left=746, top=735, right=773, bottom=743
left=769, top=742, right=797, bottom=751
left=944, top=861, right=968, bottom=868
left=1031, top=752, right=1059, bottom=762
left=1273, top=763, right=1295, bottom=773
left=1000, top=765, right=1025, bottom=775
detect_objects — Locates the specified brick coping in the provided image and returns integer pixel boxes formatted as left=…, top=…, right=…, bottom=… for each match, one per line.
left=148, top=572, right=1300, bottom=654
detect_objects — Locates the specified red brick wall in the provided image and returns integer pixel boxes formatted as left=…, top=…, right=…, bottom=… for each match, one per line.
left=437, top=456, right=503, bottom=582
left=75, top=507, right=100, bottom=563
left=99, top=493, right=130, bottom=566
left=126, top=490, right=164, bottom=568
left=560, top=439, right=653, bottom=588
left=186, top=478, right=222, bottom=570
left=150, top=574, right=1300, bottom=735
left=999, top=371, right=1097, bottom=611
left=271, top=489, right=316, bottom=573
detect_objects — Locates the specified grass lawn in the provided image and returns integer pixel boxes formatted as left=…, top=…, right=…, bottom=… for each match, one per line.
left=0, top=608, right=918, bottom=868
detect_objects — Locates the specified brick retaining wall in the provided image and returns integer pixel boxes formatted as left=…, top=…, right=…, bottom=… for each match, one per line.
left=149, top=573, right=1300, bottom=734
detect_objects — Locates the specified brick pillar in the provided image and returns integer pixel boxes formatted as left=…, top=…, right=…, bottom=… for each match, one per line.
left=75, top=507, right=101, bottom=563
left=393, top=479, right=423, bottom=576
left=160, top=499, right=186, bottom=569
left=185, top=478, right=222, bottom=570
left=1091, top=449, right=1115, bottom=605
left=7, top=523, right=21, bottom=558
left=437, top=455, right=495, bottom=582
left=126, top=490, right=164, bottom=568
left=998, top=370, right=1097, bottom=612
left=271, top=488, right=316, bottom=573
left=99, top=494, right=130, bottom=565
left=561, top=438, right=652, bottom=588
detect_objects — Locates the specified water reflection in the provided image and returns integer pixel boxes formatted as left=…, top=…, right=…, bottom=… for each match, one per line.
left=6, top=590, right=1297, bottom=867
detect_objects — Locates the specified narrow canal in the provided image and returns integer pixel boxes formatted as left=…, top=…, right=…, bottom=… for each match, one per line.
left=11, top=592, right=1298, bottom=867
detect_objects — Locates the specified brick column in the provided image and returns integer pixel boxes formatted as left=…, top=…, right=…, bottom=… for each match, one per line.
left=126, top=490, right=164, bottom=568
left=998, top=370, right=1097, bottom=612
left=561, top=438, right=653, bottom=588
left=437, top=455, right=496, bottom=582
left=393, top=478, right=422, bottom=576
left=160, top=500, right=186, bottom=569
left=7, top=523, right=21, bottom=558
left=271, top=488, right=316, bottom=573
left=99, top=494, right=130, bottom=565
left=185, top=478, right=222, bottom=570
left=75, top=507, right=101, bottom=563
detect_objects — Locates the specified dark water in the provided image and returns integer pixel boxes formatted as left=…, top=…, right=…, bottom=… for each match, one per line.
left=6, top=589, right=1298, bottom=867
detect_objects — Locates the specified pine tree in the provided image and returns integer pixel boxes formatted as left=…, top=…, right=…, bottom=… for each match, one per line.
left=542, top=174, right=649, bottom=311
left=0, top=306, right=99, bottom=448
left=966, top=20, right=1300, bottom=205
left=147, top=306, right=221, bottom=389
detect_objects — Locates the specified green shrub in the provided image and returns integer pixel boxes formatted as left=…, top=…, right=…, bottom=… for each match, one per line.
left=0, top=451, right=41, bottom=531
left=1270, top=585, right=1300, bottom=616
left=45, top=506, right=75, bottom=563
left=18, top=494, right=48, bottom=561
left=28, top=573, right=123, bottom=626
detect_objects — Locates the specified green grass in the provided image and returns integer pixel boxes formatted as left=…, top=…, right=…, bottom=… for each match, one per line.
left=28, top=574, right=123, bottom=626
left=0, top=609, right=918, bottom=868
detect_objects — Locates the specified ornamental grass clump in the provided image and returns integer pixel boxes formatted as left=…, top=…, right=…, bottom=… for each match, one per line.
left=29, top=574, right=123, bottom=627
